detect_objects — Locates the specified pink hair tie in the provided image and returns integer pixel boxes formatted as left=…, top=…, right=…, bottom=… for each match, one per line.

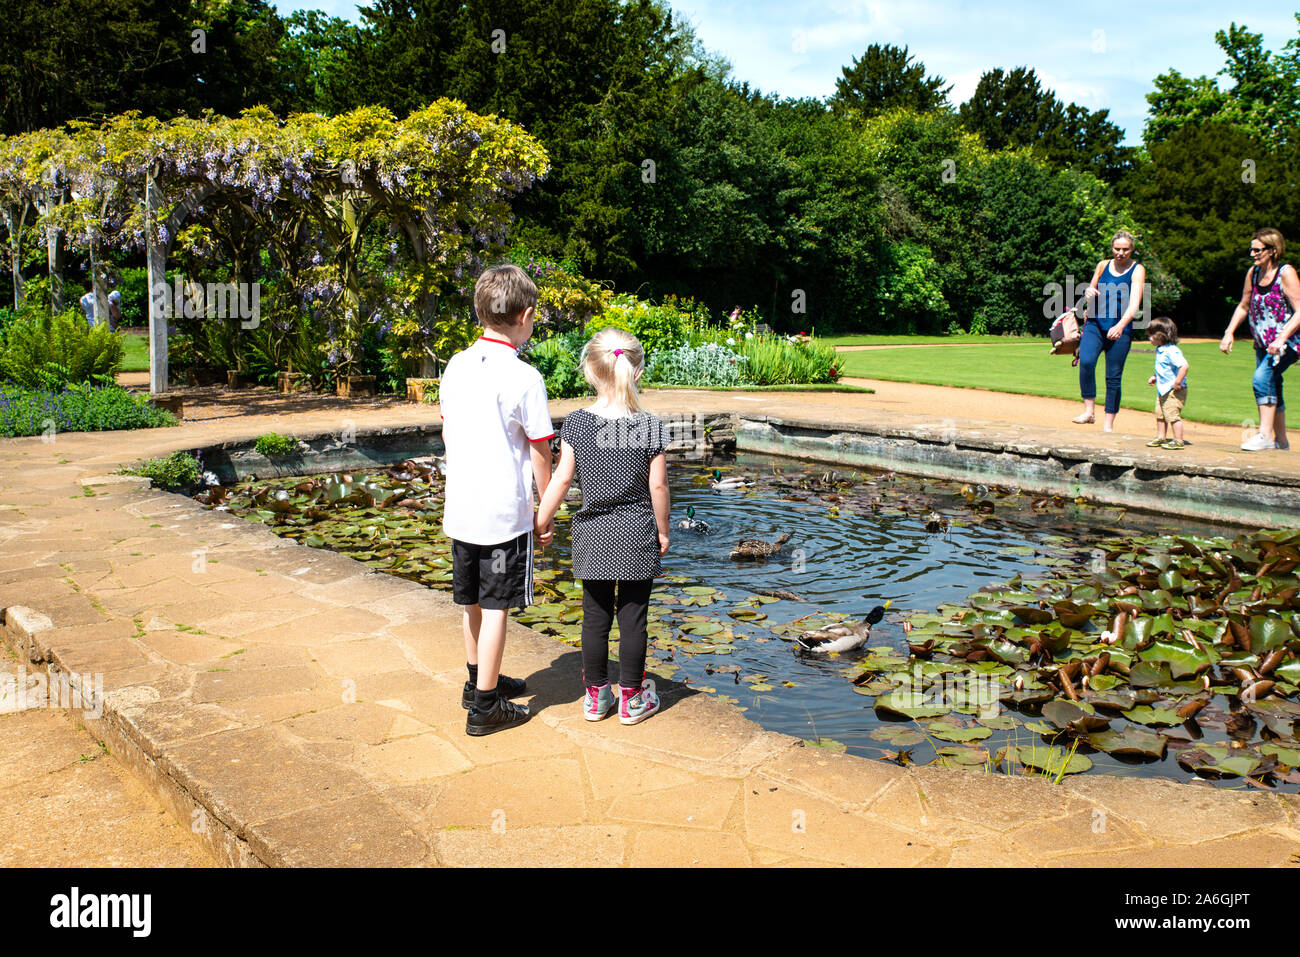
left=613, top=348, right=624, bottom=356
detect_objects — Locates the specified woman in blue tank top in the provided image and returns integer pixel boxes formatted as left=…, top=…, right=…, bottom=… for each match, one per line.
left=1073, top=230, right=1146, bottom=432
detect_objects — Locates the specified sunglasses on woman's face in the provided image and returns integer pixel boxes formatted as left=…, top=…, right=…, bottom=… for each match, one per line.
left=1250, top=246, right=1271, bottom=255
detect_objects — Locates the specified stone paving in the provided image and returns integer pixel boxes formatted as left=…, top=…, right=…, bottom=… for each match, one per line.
left=2, top=380, right=1299, bottom=866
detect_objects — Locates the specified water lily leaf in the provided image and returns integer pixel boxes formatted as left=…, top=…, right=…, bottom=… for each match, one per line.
left=976, top=714, right=1018, bottom=730
left=1042, top=699, right=1109, bottom=733
left=935, top=746, right=989, bottom=766
left=681, top=622, right=723, bottom=636
left=1245, top=699, right=1300, bottom=738
left=682, top=586, right=718, bottom=596
left=1121, top=705, right=1184, bottom=726
left=1088, top=727, right=1168, bottom=759
left=870, top=726, right=925, bottom=746
left=926, top=721, right=992, bottom=743
left=1176, top=746, right=1263, bottom=779
left=1249, top=615, right=1291, bottom=654
left=1274, top=659, right=1300, bottom=685
left=873, top=691, right=952, bottom=721
left=1010, top=605, right=1053, bottom=624
left=803, top=738, right=847, bottom=752
left=1138, top=639, right=1214, bottom=678
left=1085, top=688, right=1139, bottom=713
left=1087, top=674, right=1122, bottom=692
left=1260, top=743, right=1300, bottom=766
left=1002, top=744, right=1092, bottom=776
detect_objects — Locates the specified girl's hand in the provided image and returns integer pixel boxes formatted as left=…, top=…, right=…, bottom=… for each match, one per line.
left=1147, top=375, right=1156, bottom=386
left=536, top=515, right=554, bottom=545
left=1106, top=325, right=1125, bottom=341
left=658, top=531, right=670, bottom=556
left=1220, top=333, right=1234, bottom=354
left=1084, top=286, right=1098, bottom=301
left=1268, top=340, right=1284, bottom=356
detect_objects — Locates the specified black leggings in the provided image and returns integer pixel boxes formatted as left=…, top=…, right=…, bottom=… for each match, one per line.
left=580, top=579, right=651, bottom=688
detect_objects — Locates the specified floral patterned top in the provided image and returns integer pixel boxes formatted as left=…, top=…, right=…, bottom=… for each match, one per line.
left=1249, top=263, right=1300, bottom=351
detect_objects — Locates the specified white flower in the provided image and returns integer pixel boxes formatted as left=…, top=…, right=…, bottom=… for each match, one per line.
left=745, top=332, right=754, bottom=339
left=726, top=337, right=735, bottom=345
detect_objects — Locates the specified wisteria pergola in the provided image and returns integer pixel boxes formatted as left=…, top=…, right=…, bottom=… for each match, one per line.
left=0, top=102, right=549, bottom=392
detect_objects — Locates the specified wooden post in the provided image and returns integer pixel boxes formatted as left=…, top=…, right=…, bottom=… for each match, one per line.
left=145, top=171, right=169, bottom=394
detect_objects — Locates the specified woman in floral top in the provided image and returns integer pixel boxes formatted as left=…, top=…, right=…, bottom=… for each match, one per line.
left=1221, top=227, right=1300, bottom=451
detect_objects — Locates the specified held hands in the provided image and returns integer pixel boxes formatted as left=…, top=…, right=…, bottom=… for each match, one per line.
left=535, top=514, right=554, bottom=546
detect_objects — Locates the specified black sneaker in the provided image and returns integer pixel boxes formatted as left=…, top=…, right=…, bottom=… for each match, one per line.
left=466, top=697, right=531, bottom=736
left=461, top=674, right=528, bottom=710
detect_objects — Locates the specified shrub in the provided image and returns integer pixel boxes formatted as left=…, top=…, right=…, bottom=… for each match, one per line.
left=592, top=294, right=686, bottom=357
left=0, top=384, right=177, bottom=437
left=254, top=432, right=299, bottom=456
left=528, top=329, right=591, bottom=399
left=645, top=342, right=748, bottom=387
left=736, top=335, right=837, bottom=385
left=123, top=451, right=200, bottom=489
left=0, top=309, right=125, bottom=388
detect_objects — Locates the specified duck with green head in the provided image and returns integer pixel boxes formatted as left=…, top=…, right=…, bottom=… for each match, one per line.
left=796, top=603, right=891, bottom=653
left=678, top=505, right=710, bottom=533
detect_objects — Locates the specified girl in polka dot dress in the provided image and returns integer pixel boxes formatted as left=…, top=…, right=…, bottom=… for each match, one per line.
left=535, top=328, right=671, bottom=724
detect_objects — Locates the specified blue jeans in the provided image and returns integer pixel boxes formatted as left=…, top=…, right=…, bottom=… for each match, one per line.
left=1253, top=346, right=1298, bottom=410
left=1079, top=321, right=1132, bottom=415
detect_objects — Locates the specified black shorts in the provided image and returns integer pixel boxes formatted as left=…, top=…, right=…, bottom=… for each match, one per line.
left=451, top=532, right=533, bottom=610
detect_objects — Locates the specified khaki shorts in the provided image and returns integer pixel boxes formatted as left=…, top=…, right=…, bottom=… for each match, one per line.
left=1157, top=386, right=1187, bottom=423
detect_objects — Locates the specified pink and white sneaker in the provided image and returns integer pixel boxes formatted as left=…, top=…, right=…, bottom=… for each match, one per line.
left=617, top=678, right=660, bottom=725
left=583, top=681, right=614, bottom=721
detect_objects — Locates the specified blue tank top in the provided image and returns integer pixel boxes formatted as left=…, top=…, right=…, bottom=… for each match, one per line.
left=1093, top=260, right=1136, bottom=329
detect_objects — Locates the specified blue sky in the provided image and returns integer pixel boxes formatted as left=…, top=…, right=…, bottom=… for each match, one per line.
left=290, top=1, right=1299, bottom=145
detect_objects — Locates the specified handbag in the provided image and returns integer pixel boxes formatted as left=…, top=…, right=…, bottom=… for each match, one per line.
left=1049, top=307, right=1082, bottom=362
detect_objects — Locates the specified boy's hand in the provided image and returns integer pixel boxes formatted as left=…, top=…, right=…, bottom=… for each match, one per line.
left=658, top=531, right=670, bottom=556
left=1147, top=375, right=1156, bottom=386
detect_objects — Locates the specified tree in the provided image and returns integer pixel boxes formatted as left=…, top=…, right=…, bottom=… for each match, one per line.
left=1144, top=17, right=1300, bottom=150
left=333, top=0, right=704, bottom=278
left=959, top=67, right=1133, bottom=183
left=831, top=44, right=951, bottom=117
left=1128, top=122, right=1295, bottom=331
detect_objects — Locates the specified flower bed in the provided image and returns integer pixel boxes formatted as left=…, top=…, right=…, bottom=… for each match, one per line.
left=0, top=384, right=178, bottom=437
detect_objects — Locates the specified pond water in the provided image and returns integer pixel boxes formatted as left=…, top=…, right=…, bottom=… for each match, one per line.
left=204, top=452, right=1300, bottom=791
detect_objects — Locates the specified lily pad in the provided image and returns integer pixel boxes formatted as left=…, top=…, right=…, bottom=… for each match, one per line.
left=1120, top=705, right=1185, bottom=727
left=1087, top=727, right=1168, bottom=760
left=1001, top=744, right=1093, bottom=776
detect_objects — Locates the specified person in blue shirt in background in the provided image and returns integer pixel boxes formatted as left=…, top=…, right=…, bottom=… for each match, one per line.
left=1146, top=316, right=1189, bottom=450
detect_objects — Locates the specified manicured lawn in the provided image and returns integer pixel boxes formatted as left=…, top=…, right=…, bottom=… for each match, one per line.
left=824, top=333, right=1043, bottom=347
left=121, top=331, right=150, bottom=372
left=837, top=341, right=1263, bottom=426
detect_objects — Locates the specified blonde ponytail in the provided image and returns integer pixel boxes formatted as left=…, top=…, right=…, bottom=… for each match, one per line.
left=582, top=327, right=644, bottom=413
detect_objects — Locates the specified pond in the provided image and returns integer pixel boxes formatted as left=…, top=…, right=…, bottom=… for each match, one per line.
left=200, top=452, right=1300, bottom=791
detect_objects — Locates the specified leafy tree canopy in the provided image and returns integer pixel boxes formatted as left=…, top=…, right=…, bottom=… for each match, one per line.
left=831, top=43, right=952, bottom=117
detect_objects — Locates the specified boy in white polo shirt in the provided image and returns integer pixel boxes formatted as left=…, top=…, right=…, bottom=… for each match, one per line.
left=440, top=264, right=554, bottom=735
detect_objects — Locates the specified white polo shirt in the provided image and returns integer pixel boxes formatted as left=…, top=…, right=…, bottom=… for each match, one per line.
left=440, top=336, right=555, bottom=545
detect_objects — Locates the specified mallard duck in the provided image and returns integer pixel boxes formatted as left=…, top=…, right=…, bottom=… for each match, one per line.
left=796, top=603, right=890, bottom=653
left=710, top=468, right=753, bottom=491
left=678, top=505, right=710, bottom=533
left=729, top=532, right=792, bottom=560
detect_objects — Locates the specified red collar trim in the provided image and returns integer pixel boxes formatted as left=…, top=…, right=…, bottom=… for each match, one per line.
left=479, top=335, right=516, bottom=349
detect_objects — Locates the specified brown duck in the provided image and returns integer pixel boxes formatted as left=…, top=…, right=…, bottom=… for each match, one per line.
left=730, top=532, right=792, bottom=560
